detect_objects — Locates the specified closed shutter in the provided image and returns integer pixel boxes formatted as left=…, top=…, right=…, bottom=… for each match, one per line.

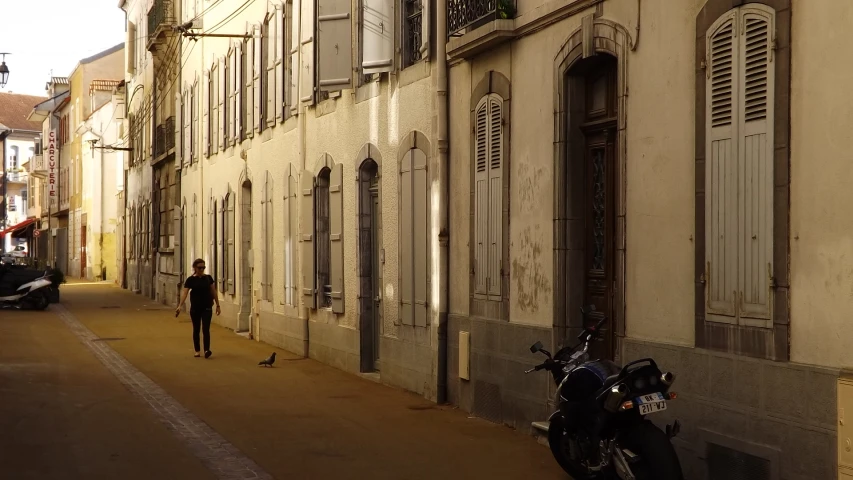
left=218, top=58, right=226, bottom=151
left=202, top=70, right=210, bottom=157
left=317, top=0, right=352, bottom=91
left=229, top=49, right=237, bottom=145
left=183, top=89, right=191, bottom=165
left=209, top=199, right=217, bottom=281
left=235, top=42, right=243, bottom=140
left=412, top=149, right=428, bottom=327
left=266, top=14, right=277, bottom=126
left=227, top=191, right=236, bottom=295
left=300, top=172, right=316, bottom=309
left=299, top=0, right=315, bottom=104
left=127, top=22, right=136, bottom=74
left=192, top=82, right=198, bottom=162
left=361, top=0, right=394, bottom=74
left=264, top=173, right=274, bottom=301
left=290, top=0, right=301, bottom=112
left=400, top=151, right=413, bottom=325
left=174, top=204, right=183, bottom=275
left=473, top=99, right=488, bottom=295
left=329, top=163, right=345, bottom=313
left=254, top=23, right=263, bottom=131
left=705, top=14, right=737, bottom=323
left=738, top=8, right=774, bottom=324
left=420, top=0, right=430, bottom=59
left=218, top=197, right=226, bottom=291
left=487, top=96, right=503, bottom=298
left=275, top=4, right=286, bottom=121
left=287, top=172, right=298, bottom=304
left=246, top=29, right=255, bottom=138
left=175, top=91, right=183, bottom=165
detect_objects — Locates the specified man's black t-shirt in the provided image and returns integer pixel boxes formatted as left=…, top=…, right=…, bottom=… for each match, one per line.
left=184, top=275, right=214, bottom=311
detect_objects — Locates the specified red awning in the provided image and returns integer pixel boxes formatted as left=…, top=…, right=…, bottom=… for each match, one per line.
left=0, top=218, right=36, bottom=237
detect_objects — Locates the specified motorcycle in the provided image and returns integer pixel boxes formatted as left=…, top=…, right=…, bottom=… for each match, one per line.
left=0, top=265, right=53, bottom=310
left=526, top=305, right=684, bottom=479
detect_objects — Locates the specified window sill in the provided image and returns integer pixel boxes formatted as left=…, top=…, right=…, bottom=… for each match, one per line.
left=314, top=95, right=338, bottom=118
left=354, top=78, right=381, bottom=104
left=398, top=60, right=431, bottom=88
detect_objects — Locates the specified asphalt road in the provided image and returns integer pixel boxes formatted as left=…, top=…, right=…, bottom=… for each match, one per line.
left=0, top=282, right=567, bottom=479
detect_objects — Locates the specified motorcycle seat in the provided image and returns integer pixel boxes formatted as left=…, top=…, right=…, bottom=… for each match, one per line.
left=602, top=374, right=621, bottom=390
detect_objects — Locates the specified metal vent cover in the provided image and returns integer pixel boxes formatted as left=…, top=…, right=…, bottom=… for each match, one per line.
left=707, top=441, right=771, bottom=480
left=473, top=380, right=502, bottom=424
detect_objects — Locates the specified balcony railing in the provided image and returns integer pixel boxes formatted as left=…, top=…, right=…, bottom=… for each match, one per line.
left=154, top=116, right=175, bottom=158
left=148, top=0, right=175, bottom=42
left=4, top=171, right=28, bottom=183
left=448, top=0, right=516, bottom=37
left=30, top=155, right=47, bottom=177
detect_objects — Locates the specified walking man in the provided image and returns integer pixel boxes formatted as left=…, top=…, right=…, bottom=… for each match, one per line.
left=176, top=258, right=220, bottom=358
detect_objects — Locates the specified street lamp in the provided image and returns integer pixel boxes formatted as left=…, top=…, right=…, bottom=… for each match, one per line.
left=0, top=53, right=9, bottom=88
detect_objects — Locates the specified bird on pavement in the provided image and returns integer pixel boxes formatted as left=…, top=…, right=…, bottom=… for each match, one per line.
left=258, top=352, right=276, bottom=367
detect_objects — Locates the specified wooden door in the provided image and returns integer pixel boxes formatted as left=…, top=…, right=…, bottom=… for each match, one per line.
left=580, top=58, right=618, bottom=361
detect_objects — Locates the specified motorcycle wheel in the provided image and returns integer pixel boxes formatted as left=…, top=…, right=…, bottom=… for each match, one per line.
left=28, top=292, right=50, bottom=311
left=617, top=420, right=684, bottom=480
left=548, top=416, right=599, bottom=479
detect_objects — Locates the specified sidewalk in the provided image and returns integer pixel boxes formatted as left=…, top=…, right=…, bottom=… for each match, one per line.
left=58, top=282, right=567, bottom=479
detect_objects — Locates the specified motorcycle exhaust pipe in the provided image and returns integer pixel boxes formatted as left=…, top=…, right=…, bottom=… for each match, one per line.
left=604, top=383, right=630, bottom=412
left=661, top=372, right=675, bottom=386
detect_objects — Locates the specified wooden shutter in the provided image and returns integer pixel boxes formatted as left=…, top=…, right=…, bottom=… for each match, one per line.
left=737, top=7, right=774, bottom=324
left=246, top=28, right=255, bottom=138
left=318, top=0, right=352, bottom=91
left=264, top=173, right=274, bottom=301
left=420, top=0, right=430, bottom=60
left=229, top=48, right=237, bottom=145
left=202, top=70, right=210, bottom=157
left=329, top=163, right=345, bottom=313
left=254, top=23, right=263, bottom=131
left=175, top=91, right=183, bottom=165
left=412, top=148, right=428, bottom=327
left=300, top=172, right=316, bottom=309
left=275, top=4, right=286, bottom=120
left=400, top=151, right=413, bottom=325
left=218, top=57, right=226, bottom=150
left=288, top=173, right=298, bottom=304
left=487, top=96, right=503, bottom=298
left=290, top=0, right=301, bottom=112
left=235, top=42, right=243, bottom=139
left=266, top=14, right=276, bottom=126
left=209, top=198, right=217, bottom=283
left=174, top=204, right=183, bottom=275
left=227, top=191, right=236, bottom=294
left=705, top=14, right=738, bottom=324
left=361, top=0, right=394, bottom=74
left=183, top=89, right=191, bottom=165
left=218, top=197, right=226, bottom=291
left=127, top=22, right=136, bottom=74
left=192, top=82, right=198, bottom=162
left=299, top=0, right=315, bottom=104
left=473, top=98, right=488, bottom=295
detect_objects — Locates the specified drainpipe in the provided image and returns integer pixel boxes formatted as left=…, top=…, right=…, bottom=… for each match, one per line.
left=435, top=0, right=450, bottom=405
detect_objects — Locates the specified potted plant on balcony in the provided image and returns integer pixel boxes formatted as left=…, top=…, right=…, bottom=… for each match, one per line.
left=497, top=0, right=516, bottom=19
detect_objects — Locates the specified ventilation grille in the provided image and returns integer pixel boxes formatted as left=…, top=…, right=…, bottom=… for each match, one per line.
left=710, top=20, right=734, bottom=128
left=707, top=442, right=771, bottom=480
left=473, top=380, right=502, bottom=424
left=743, top=17, right=769, bottom=122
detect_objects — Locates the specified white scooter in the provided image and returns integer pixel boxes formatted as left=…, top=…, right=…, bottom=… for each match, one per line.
left=0, top=272, right=53, bottom=310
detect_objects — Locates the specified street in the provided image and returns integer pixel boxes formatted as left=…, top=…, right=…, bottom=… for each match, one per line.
left=0, top=282, right=566, bottom=479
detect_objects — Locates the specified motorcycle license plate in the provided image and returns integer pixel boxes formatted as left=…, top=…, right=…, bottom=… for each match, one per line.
left=636, top=392, right=667, bottom=415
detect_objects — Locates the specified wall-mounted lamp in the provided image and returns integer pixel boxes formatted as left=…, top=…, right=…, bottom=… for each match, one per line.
left=0, top=53, right=10, bottom=88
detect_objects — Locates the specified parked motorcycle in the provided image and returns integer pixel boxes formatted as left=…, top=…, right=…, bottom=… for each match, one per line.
left=0, top=264, right=53, bottom=310
left=526, top=305, right=683, bottom=479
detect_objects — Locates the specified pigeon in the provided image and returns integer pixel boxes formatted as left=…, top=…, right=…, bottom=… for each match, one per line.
left=258, top=352, right=276, bottom=367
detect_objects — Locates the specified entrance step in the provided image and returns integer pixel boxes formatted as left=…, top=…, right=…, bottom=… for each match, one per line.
left=532, top=421, right=550, bottom=447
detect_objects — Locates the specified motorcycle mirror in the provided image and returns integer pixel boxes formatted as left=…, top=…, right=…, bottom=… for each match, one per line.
left=529, top=341, right=544, bottom=353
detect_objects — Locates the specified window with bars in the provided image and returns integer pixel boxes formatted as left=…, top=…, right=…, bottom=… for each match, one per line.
left=704, top=5, right=775, bottom=328
left=403, top=0, right=424, bottom=68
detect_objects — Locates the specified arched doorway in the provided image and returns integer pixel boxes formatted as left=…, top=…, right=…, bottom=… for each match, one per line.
left=564, top=54, right=619, bottom=361
left=358, top=159, right=381, bottom=372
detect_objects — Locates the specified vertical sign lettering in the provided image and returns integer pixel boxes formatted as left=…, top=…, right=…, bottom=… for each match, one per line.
left=47, top=129, right=57, bottom=207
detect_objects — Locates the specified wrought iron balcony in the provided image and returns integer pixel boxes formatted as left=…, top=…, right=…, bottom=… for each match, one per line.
left=147, top=0, right=175, bottom=50
left=448, top=0, right=516, bottom=37
left=153, top=116, right=175, bottom=159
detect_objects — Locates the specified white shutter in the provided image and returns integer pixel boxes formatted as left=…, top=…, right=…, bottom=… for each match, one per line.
left=329, top=163, right=345, bottom=313
left=299, top=0, right=316, bottom=104
left=192, top=82, right=198, bottom=162
left=400, top=151, right=413, bottom=325
left=126, top=22, right=136, bottom=74
left=287, top=172, right=298, bottom=304
left=229, top=48, right=237, bottom=145
left=183, top=89, right=191, bottom=165
left=264, top=173, right=274, bottom=301
left=218, top=57, right=226, bottom=150
left=420, top=0, right=430, bottom=59
left=705, top=13, right=737, bottom=324
left=274, top=4, right=285, bottom=121
left=300, top=172, right=316, bottom=309
left=361, top=0, right=394, bottom=74
left=175, top=91, right=183, bottom=165
left=202, top=70, right=210, bottom=157
left=290, top=0, right=301, bottom=113
left=246, top=28, right=255, bottom=138
left=487, top=96, right=503, bottom=299
left=317, top=0, right=353, bottom=91
left=737, top=7, right=774, bottom=324
left=235, top=42, right=243, bottom=140
left=473, top=98, right=488, bottom=295
left=254, top=23, right=263, bottom=131
left=412, top=148, right=428, bottom=327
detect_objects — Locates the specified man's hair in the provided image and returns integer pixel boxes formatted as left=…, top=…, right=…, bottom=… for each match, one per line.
left=192, top=258, right=205, bottom=268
